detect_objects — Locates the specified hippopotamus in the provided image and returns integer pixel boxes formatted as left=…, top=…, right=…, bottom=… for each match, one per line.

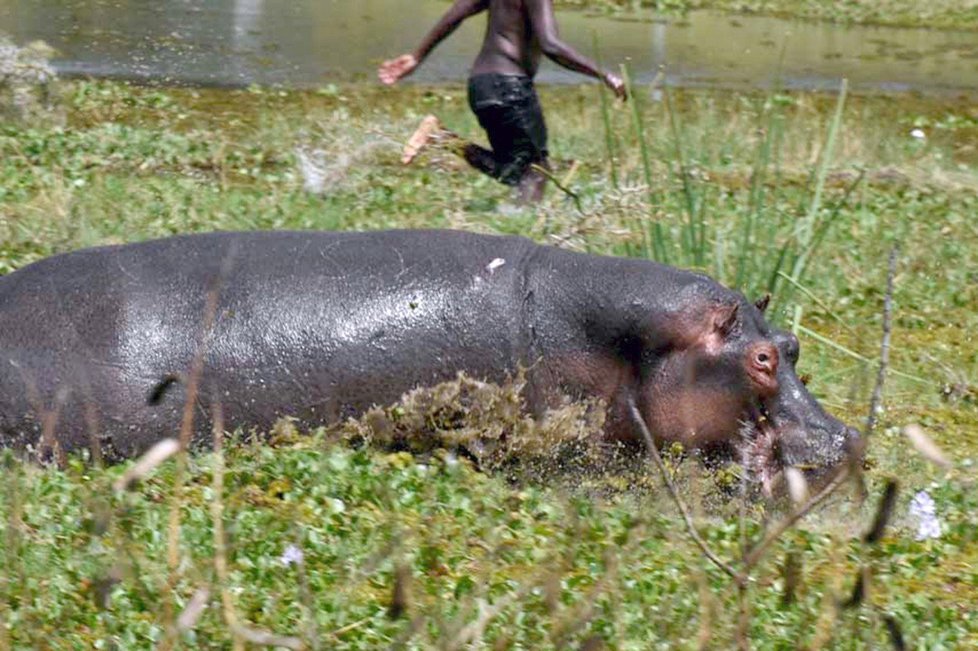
left=0, top=229, right=859, bottom=488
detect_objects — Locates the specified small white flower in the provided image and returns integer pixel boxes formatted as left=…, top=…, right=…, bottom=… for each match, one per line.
left=916, top=516, right=942, bottom=540
left=910, top=128, right=926, bottom=140
left=908, top=490, right=942, bottom=541
left=908, top=490, right=935, bottom=517
left=280, top=544, right=304, bottom=566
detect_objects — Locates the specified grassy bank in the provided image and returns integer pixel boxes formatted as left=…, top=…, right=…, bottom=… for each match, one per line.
left=559, top=0, right=978, bottom=31
left=1, top=79, right=977, bottom=648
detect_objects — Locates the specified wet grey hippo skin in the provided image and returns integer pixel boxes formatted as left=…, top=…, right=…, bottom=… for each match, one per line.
left=0, top=229, right=859, bottom=483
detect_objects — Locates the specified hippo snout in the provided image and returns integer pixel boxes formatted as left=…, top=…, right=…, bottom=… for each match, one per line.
left=744, top=420, right=861, bottom=497
left=776, top=422, right=862, bottom=480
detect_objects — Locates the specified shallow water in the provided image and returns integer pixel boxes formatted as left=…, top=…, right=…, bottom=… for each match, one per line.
left=2, top=0, right=977, bottom=94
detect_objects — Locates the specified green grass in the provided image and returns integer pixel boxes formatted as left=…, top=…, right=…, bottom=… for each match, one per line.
left=559, top=0, right=978, bottom=31
left=1, top=79, right=977, bottom=648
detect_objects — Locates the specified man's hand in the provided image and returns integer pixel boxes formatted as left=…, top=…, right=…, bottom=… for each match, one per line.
left=605, top=72, right=627, bottom=101
left=378, top=54, right=419, bottom=85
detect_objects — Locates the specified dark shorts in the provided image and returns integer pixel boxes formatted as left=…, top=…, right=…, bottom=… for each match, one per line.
left=467, top=73, right=548, bottom=186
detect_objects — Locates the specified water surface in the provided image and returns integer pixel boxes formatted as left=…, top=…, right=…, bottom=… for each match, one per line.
left=2, top=0, right=977, bottom=93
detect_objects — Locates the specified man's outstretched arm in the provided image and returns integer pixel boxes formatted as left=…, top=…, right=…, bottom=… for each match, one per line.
left=379, top=0, right=489, bottom=85
left=526, top=0, right=626, bottom=98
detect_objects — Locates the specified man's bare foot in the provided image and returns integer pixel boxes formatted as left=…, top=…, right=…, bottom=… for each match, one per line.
left=402, top=115, right=442, bottom=165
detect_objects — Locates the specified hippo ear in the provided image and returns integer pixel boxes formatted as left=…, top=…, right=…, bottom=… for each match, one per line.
left=712, top=303, right=739, bottom=338
left=696, top=303, right=739, bottom=353
left=754, top=294, right=771, bottom=313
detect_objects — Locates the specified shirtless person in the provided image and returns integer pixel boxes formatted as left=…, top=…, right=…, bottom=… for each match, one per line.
left=379, top=0, right=626, bottom=203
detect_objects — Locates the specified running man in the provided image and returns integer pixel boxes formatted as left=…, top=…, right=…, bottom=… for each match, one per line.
left=378, top=0, right=626, bottom=203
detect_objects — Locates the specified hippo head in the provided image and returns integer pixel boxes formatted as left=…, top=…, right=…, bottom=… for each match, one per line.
left=636, top=291, right=861, bottom=495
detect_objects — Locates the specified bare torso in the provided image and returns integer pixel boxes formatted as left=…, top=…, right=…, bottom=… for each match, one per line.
left=472, top=0, right=541, bottom=77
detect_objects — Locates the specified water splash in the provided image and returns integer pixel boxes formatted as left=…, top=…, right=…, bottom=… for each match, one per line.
left=0, top=36, right=58, bottom=121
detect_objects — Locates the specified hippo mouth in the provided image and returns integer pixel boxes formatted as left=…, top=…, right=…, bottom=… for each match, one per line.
left=739, top=399, right=851, bottom=498
left=740, top=401, right=783, bottom=495
left=738, top=397, right=861, bottom=499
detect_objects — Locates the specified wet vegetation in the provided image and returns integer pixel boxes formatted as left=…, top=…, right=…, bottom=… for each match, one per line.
left=1, top=48, right=977, bottom=648
left=562, top=0, right=978, bottom=31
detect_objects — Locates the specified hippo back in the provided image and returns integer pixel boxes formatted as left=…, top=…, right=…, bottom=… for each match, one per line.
left=0, top=230, right=538, bottom=457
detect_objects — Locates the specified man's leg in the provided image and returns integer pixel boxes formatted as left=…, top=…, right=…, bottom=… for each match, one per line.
left=476, top=77, right=549, bottom=204
left=402, top=115, right=442, bottom=164
left=460, top=142, right=500, bottom=178
left=402, top=114, right=501, bottom=178
left=517, top=158, right=549, bottom=204
left=401, top=77, right=549, bottom=202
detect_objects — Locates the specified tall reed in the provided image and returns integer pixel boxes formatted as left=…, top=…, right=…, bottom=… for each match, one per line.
left=605, top=72, right=854, bottom=316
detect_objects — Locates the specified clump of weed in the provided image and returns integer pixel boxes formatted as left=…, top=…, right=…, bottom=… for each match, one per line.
left=0, top=36, right=61, bottom=124
left=329, top=373, right=733, bottom=498
left=332, top=371, right=623, bottom=481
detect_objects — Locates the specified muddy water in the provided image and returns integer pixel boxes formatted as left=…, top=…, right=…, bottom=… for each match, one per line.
left=2, top=0, right=977, bottom=93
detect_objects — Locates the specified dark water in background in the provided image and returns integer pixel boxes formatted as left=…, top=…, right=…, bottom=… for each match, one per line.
left=2, top=0, right=977, bottom=93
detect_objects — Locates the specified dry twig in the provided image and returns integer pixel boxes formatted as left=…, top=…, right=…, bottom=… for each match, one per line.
left=627, top=398, right=738, bottom=579
left=865, top=247, right=898, bottom=438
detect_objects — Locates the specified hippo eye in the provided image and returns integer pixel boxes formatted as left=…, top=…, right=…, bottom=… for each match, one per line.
left=757, top=352, right=770, bottom=363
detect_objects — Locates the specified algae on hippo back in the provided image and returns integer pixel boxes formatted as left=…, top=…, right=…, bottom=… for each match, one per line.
left=0, top=229, right=860, bottom=490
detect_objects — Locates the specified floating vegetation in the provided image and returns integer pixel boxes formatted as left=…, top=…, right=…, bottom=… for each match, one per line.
left=0, top=79, right=975, bottom=648
left=333, top=372, right=620, bottom=483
